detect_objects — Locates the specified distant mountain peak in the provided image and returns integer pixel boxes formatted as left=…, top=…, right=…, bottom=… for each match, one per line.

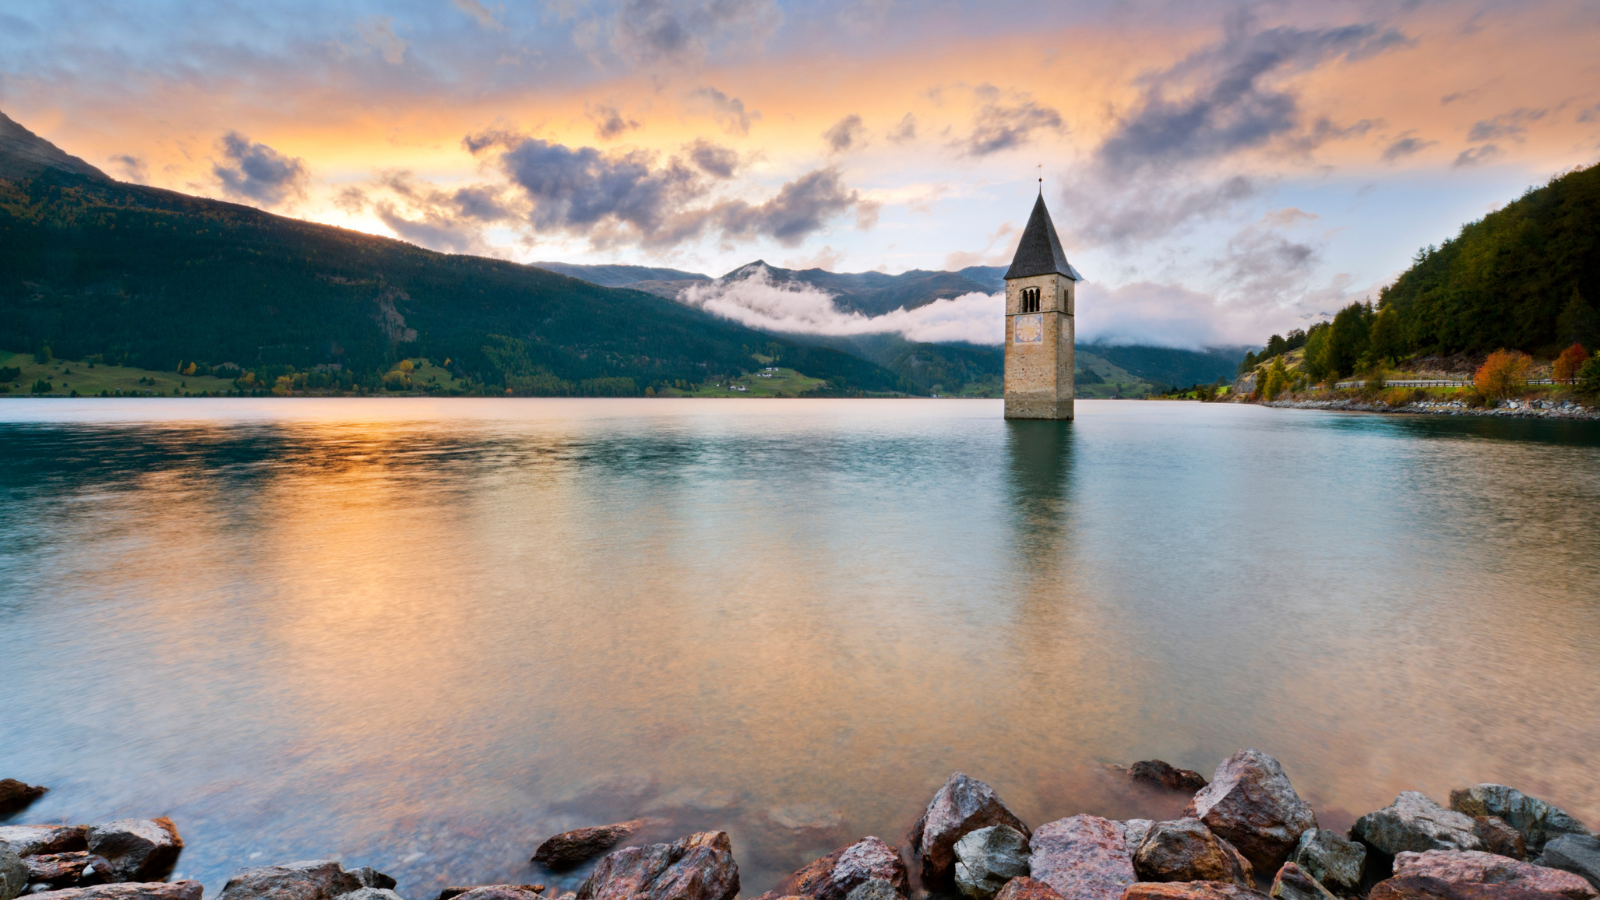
left=0, top=110, right=112, bottom=182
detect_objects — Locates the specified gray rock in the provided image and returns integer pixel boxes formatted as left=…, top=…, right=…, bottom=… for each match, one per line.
left=84, top=820, right=183, bottom=883
left=912, top=774, right=1031, bottom=886
left=342, top=890, right=405, bottom=900
left=1124, top=821, right=1156, bottom=857
left=1354, top=794, right=1485, bottom=857
left=844, top=880, right=900, bottom=900
left=1542, top=836, right=1600, bottom=891
left=754, top=836, right=906, bottom=900
left=3, top=846, right=27, bottom=900
left=1185, top=750, right=1317, bottom=873
left=1450, top=788, right=1593, bottom=856
left=1272, top=863, right=1339, bottom=900
left=1291, top=829, right=1366, bottom=894
left=21, top=884, right=202, bottom=900
left=0, top=829, right=88, bottom=859
left=218, top=860, right=367, bottom=900
left=1134, top=819, right=1253, bottom=887
left=578, top=831, right=739, bottom=900
left=954, top=826, right=1031, bottom=900
left=1393, top=850, right=1595, bottom=900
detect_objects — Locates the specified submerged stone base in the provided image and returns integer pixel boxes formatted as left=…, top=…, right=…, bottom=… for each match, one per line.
left=1004, top=397, right=1074, bottom=420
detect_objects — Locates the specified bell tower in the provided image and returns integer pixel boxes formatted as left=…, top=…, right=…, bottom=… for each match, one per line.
left=1004, top=192, right=1081, bottom=420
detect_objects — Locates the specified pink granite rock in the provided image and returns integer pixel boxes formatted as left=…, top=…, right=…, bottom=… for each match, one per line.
left=1029, top=815, right=1134, bottom=900
left=1393, top=851, right=1597, bottom=900
left=1184, top=751, right=1316, bottom=873
left=756, top=837, right=907, bottom=900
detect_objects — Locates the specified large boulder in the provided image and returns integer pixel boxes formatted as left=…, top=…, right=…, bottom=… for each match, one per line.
left=1450, top=788, right=1593, bottom=856
left=1122, top=883, right=1270, bottom=900
left=1473, top=821, right=1526, bottom=862
left=578, top=832, right=739, bottom=900
left=2, top=846, right=27, bottom=900
left=1123, top=822, right=1156, bottom=858
left=0, top=827, right=88, bottom=858
left=1353, top=794, right=1485, bottom=857
left=22, top=883, right=203, bottom=900
left=954, top=826, right=1031, bottom=900
left=1028, top=815, right=1134, bottom=900
left=845, top=880, right=901, bottom=900
left=0, top=782, right=48, bottom=816
left=912, top=774, right=1031, bottom=886
left=446, top=889, right=543, bottom=900
left=218, top=860, right=385, bottom=900
left=27, top=852, right=92, bottom=887
left=1369, top=875, right=1571, bottom=900
left=85, top=819, right=183, bottom=883
left=534, top=821, right=659, bottom=869
left=1184, top=750, right=1317, bottom=873
left=1289, top=829, right=1365, bottom=895
left=756, top=836, right=906, bottom=900
left=993, top=878, right=1062, bottom=900
left=1271, top=863, right=1339, bottom=900
left=1393, top=851, right=1595, bottom=900
left=1134, top=819, right=1253, bottom=887
left=1129, top=763, right=1209, bottom=794
left=1541, top=836, right=1600, bottom=891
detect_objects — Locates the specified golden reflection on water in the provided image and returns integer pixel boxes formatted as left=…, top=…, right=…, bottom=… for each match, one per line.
left=1, top=399, right=1598, bottom=897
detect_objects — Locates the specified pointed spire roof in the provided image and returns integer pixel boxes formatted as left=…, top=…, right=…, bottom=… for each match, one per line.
left=1005, top=193, right=1081, bottom=281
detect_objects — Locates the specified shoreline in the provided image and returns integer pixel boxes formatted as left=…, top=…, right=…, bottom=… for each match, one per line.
left=1257, top=397, right=1600, bottom=420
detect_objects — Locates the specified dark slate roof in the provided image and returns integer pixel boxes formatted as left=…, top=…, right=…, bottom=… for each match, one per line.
left=1004, top=193, right=1082, bottom=281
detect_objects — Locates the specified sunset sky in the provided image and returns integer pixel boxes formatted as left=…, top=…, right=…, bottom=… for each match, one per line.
left=4, top=0, right=1598, bottom=347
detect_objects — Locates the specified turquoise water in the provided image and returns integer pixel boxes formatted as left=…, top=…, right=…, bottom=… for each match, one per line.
left=2, top=398, right=1597, bottom=896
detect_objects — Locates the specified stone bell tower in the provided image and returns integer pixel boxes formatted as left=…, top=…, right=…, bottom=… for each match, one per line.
left=1004, top=192, right=1081, bottom=420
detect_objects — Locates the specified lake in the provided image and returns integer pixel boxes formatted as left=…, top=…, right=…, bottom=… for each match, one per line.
left=2, top=398, right=1598, bottom=897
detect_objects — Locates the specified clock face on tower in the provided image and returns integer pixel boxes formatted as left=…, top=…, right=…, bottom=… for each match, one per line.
left=1014, top=313, right=1043, bottom=344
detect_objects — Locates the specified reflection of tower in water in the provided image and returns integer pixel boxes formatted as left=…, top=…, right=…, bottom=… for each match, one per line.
left=1004, top=419, right=1076, bottom=577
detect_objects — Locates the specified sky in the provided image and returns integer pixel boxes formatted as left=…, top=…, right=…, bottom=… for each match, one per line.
left=3, top=0, right=1599, bottom=349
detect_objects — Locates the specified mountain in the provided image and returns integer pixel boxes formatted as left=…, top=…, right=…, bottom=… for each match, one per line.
left=712, top=261, right=1002, bottom=316
left=0, top=111, right=908, bottom=396
left=528, top=261, right=711, bottom=287
left=1083, top=344, right=1248, bottom=388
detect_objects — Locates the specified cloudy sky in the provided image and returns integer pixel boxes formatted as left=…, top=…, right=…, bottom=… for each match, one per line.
left=3, top=0, right=1598, bottom=347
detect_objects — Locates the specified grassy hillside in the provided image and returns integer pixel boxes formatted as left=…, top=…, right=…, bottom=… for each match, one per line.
left=0, top=165, right=909, bottom=396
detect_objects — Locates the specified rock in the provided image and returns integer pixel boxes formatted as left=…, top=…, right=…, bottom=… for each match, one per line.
left=1134, top=819, right=1253, bottom=886
left=444, top=889, right=542, bottom=900
left=1028, top=815, right=1134, bottom=900
left=912, top=774, right=1031, bottom=886
left=1473, top=820, right=1527, bottom=862
left=535, top=822, right=658, bottom=869
left=341, top=890, right=404, bottom=900
left=0, top=784, right=48, bottom=817
left=1124, top=822, right=1156, bottom=858
left=19, top=883, right=203, bottom=900
left=1354, top=794, right=1485, bottom=857
left=1271, top=863, right=1339, bottom=900
left=1369, top=875, right=1572, bottom=900
left=218, top=860, right=374, bottom=900
left=756, top=837, right=906, bottom=900
left=1130, top=763, right=1209, bottom=794
left=1184, top=750, right=1317, bottom=873
left=1289, top=829, right=1366, bottom=895
left=1122, top=882, right=1270, bottom=900
left=578, top=832, right=739, bottom=900
left=0, top=828, right=88, bottom=858
left=3, top=847, right=27, bottom=900
left=992, top=878, right=1062, bottom=900
left=84, top=820, right=182, bottom=883
left=1393, top=851, right=1595, bottom=900
left=843, top=880, right=900, bottom=900
left=24, top=853, right=90, bottom=888
left=1450, top=788, right=1593, bottom=856
left=1541, top=836, right=1600, bottom=891
left=954, top=826, right=1031, bottom=900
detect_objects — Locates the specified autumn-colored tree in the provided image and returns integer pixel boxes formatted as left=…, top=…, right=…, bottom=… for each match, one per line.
left=1474, top=349, right=1532, bottom=401
left=1552, top=343, right=1587, bottom=384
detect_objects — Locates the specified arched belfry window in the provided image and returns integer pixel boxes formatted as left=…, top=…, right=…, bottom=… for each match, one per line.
left=1021, top=287, right=1041, bottom=313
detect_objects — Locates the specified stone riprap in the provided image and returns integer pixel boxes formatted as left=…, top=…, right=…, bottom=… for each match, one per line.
left=85, top=819, right=183, bottom=884
left=1273, top=863, right=1340, bottom=900
left=1028, top=815, right=1135, bottom=900
left=1290, top=829, right=1366, bottom=895
left=954, top=826, right=1031, bottom=900
left=578, top=831, right=738, bottom=900
left=1393, top=851, right=1595, bottom=900
left=1450, top=788, right=1593, bottom=857
left=1541, top=836, right=1600, bottom=891
left=1129, top=763, right=1210, bottom=794
left=912, top=773, right=1031, bottom=885
left=0, top=781, right=48, bottom=816
left=1185, top=750, right=1318, bottom=873
left=755, top=836, right=906, bottom=900
left=1355, top=794, right=1486, bottom=857
left=1124, top=882, right=1272, bottom=900
left=533, top=821, right=660, bottom=869
left=1134, top=819, right=1254, bottom=887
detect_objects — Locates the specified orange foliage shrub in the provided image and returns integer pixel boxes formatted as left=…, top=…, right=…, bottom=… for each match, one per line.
left=1553, top=343, right=1587, bottom=383
left=1474, top=349, right=1532, bottom=400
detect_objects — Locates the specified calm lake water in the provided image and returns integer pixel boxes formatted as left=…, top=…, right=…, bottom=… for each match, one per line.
left=2, top=399, right=1598, bottom=897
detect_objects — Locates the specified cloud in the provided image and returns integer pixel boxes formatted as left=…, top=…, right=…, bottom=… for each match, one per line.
left=1061, top=173, right=1258, bottom=247
left=688, top=86, right=760, bottom=135
left=888, top=113, right=917, bottom=143
left=212, top=132, right=308, bottom=205
left=358, top=16, right=409, bottom=65
left=1212, top=209, right=1320, bottom=302
left=823, top=114, right=865, bottom=153
left=1381, top=132, right=1434, bottom=161
left=1467, top=107, right=1546, bottom=142
left=719, top=168, right=863, bottom=246
left=1453, top=144, right=1501, bottom=167
left=588, top=103, right=641, bottom=140
left=110, top=154, right=147, bottom=182
left=686, top=139, right=738, bottom=178
left=837, top=0, right=893, bottom=36
left=681, top=264, right=1004, bottom=343
left=961, top=85, right=1063, bottom=155
left=1098, top=18, right=1407, bottom=172
left=452, top=0, right=503, bottom=31
left=609, top=0, right=782, bottom=66
left=1578, top=102, right=1600, bottom=124
left=374, top=203, right=497, bottom=255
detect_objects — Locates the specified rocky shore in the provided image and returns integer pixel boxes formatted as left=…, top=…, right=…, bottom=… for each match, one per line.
left=1259, top=398, right=1600, bottom=419
left=4, top=752, right=1598, bottom=900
